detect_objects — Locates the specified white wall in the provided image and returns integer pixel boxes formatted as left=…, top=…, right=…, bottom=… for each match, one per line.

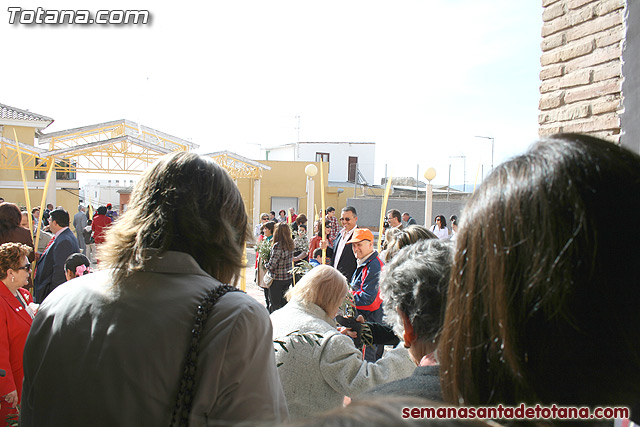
left=262, top=142, right=376, bottom=183
left=264, top=145, right=295, bottom=161
left=80, top=178, right=135, bottom=208
left=297, top=143, right=375, bottom=183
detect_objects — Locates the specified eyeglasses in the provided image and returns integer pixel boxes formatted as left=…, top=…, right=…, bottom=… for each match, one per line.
left=16, top=263, right=31, bottom=272
left=436, top=218, right=441, bottom=222
left=340, top=217, right=352, bottom=222
left=261, top=217, right=269, bottom=221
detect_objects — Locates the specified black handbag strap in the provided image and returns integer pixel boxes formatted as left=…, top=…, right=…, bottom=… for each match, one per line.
left=170, top=284, right=241, bottom=427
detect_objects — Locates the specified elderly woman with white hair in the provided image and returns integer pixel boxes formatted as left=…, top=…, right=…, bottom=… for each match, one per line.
left=364, top=238, right=453, bottom=401
left=271, top=265, right=414, bottom=419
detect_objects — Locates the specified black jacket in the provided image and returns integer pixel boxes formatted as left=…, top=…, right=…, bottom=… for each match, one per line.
left=331, top=228, right=358, bottom=281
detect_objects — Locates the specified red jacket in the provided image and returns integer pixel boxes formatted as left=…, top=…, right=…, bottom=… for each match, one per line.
left=0, top=285, right=34, bottom=417
left=91, top=214, right=112, bottom=245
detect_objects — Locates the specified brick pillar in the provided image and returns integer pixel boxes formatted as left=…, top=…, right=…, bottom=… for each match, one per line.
left=539, top=0, right=626, bottom=143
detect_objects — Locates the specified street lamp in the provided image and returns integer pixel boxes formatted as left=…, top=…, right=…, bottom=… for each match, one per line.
left=423, top=167, right=436, bottom=228
left=475, top=135, right=495, bottom=171
left=305, top=164, right=318, bottom=240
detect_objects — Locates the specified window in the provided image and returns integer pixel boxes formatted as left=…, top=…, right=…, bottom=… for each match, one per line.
left=33, top=158, right=76, bottom=180
left=316, top=152, right=329, bottom=163
left=316, top=152, right=330, bottom=173
left=348, top=156, right=358, bottom=182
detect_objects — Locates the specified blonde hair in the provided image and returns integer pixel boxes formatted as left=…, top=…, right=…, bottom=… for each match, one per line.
left=286, top=265, right=348, bottom=315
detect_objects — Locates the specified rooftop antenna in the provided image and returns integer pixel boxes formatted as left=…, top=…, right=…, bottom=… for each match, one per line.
left=295, top=115, right=301, bottom=142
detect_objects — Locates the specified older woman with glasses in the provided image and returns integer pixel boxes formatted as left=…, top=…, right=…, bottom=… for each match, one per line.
left=255, top=212, right=270, bottom=237
left=363, top=238, right=452, bottom=401
left=0, top=242, right=36, bottom=421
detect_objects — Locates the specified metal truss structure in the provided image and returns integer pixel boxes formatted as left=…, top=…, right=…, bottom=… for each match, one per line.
left=36, top=119, right=196, bottom=174
left=205, top=151, right=271, bottom=179
left=2, top=119, right=269, bottom=178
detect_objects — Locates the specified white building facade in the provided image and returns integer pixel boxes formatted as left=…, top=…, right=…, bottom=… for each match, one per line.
left=263, top=142, right=375, bottom=184
left=80, top=178, right=136, bottom=209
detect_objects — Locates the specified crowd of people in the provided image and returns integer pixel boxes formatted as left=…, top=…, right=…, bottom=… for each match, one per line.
left=0, top=198, right=119, bottom=421
left=0, top=133, right=637, bottom=426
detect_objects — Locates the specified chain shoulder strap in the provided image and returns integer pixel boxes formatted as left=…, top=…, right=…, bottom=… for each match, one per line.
left=170, top=284, right=241, bottom=427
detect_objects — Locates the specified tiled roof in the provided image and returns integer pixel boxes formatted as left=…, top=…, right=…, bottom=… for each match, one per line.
left=0, top=103, right=53, bottom=123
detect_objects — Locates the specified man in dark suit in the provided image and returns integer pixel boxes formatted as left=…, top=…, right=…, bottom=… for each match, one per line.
left=41, top=203, right=53, bottom=227
left=330, top=206, right=359, bottom=281
left=34, top=209, right=80, bottom=303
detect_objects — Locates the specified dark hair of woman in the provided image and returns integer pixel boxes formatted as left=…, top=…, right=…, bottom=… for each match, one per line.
left=315, top=220, right=330, bottom=237
left=261, top=221, right=276, bottom=235
left=64, top=253, right=91, bottom=277
left=0, top=203, right=22, bottom=238
left=439, top=134, right=640, bottom=409
left=273, top=222, right=294, bottom=252
left=295, top=214, right=307, bottom=225
left=435, top=215, right=446, bottom=228
left=100, top=151, right=250, bottom=286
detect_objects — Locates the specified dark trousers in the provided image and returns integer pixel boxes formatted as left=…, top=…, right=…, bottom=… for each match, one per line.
left=358, top=307, right=385, bottom=362
left=263, top=288, right=271, bottom=311
left=269, top=278, right=292, bottom=312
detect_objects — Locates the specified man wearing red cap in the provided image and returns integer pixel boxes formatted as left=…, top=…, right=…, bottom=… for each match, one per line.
left=347, top=228, right=385, bottom=362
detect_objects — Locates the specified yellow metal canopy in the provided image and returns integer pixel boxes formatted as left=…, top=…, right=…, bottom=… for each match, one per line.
left=2, top=119, right=270, bottom=178
left=204, top=151, right=271, bottom=179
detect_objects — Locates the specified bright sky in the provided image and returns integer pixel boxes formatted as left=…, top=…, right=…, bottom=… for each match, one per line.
left=3, top=1, right=542, bottom=187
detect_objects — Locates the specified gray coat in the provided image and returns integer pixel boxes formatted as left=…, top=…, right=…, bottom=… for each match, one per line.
left=362, top=364, right=442, bottom=401
left=271, top=299, right=415, bottom=419
left=73, top=211, right=88, bottom=249
left=22, top=250, right=288, bottom=426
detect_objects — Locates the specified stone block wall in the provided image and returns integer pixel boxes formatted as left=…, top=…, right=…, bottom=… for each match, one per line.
left=539, top=0, right=626, bottom=142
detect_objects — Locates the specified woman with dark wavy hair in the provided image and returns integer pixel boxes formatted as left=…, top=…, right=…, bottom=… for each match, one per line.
left=429, top=215, right=448, bottom=240
left=0, top=203, right=34, bottom=281
left=21, top=152, right=288, bottom=426
left=0, top=203, right=34, bottom=252
left=439, top=134, right=640, bottom=417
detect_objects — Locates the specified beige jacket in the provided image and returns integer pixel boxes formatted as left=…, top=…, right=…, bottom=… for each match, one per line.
left=21, top=250, right=288, bottom=426
left=271, top=298, right=415, bottom=419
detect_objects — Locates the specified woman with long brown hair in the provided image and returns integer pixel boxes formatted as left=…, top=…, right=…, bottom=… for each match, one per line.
left=265, top=222, right=295, bottom=312
left=21, top=152, right=287, bottom=426
left=439, top=134, right=640, bottom=415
